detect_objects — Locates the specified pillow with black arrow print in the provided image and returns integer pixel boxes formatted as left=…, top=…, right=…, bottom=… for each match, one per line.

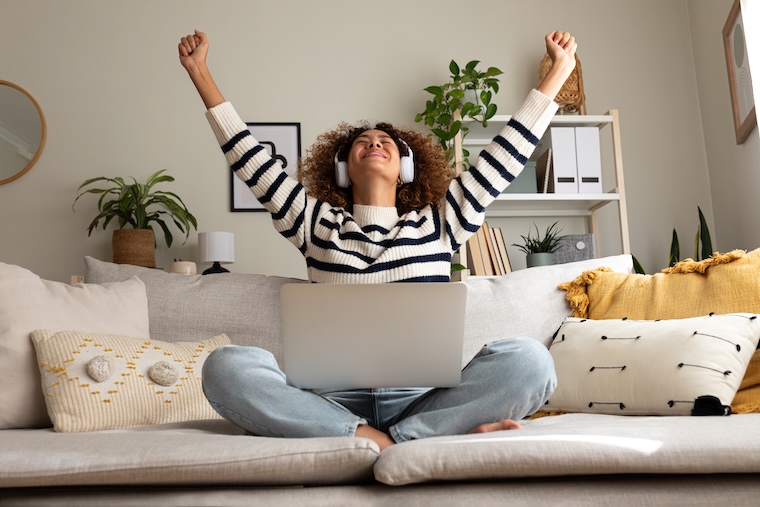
left=542, top=313, right=760, bottom=416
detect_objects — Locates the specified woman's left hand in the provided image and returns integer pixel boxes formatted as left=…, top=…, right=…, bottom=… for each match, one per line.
left=545, top=31, right=577, bottom=70
left=537, top=31, right=578, bottom=99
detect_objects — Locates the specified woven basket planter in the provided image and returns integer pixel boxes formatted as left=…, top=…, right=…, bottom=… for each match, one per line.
left=538, top=53, right=586, bottom=114
left=112, top=229, right=156, bottom=268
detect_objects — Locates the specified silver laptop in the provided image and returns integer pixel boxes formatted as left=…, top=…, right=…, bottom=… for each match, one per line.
left=280, top=283, right=467, bottom=389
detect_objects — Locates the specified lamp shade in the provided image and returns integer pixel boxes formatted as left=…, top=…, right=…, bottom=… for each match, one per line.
left=198, top=232, right=235, bottom=264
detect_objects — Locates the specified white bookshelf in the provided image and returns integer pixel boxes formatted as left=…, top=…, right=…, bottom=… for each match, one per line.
left=456, top=110, right=630, bottom=263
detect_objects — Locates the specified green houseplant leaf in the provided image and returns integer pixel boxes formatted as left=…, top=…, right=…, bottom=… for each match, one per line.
left=697, top=206, right=712, bottom=261
left=636, top=206, right=715, bottom=274
left=669, top=229, right=680, bottom=268
left=415, top=59, right=503, bottom=168
left=512, top=221, right=564, bottom=255
left=73, top=169, right=198, bottom=248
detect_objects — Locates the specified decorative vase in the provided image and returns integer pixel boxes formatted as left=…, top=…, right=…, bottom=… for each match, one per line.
left=112, top=229, right=156, bottom=268
left=526, top=252, right=556, bottom=268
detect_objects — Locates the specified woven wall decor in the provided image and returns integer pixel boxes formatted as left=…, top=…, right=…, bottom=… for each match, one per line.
left=539, top=53, right=587, bottom=114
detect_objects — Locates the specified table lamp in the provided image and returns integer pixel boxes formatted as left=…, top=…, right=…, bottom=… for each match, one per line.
left=198, top=232, right=235, bottom=275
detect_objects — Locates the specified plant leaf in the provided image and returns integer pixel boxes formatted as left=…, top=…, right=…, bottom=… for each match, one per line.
left=155, top=219, right=174, bottom=247
left=424, top=85, right=443, bottom=97
left=669, top=229, right=680, bottom=267
left=631, top=255, right=646, bottom=275
left=485, top=104, right=497, bottom=120
left=431, top=128, right=449, bottom=141
left=698, top=206, right=713, bottom=260
left=449, top=121, right=462, bottom=139
left=72, top=170, right=196, bottom=245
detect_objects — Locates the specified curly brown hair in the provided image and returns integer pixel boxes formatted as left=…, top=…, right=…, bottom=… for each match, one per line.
left=297, top=121, right=455, bottom=215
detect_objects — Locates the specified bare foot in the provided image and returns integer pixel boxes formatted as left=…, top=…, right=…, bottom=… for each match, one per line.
left=355, top=424, right=395, bottom=451
left=467, top=419, right=524, bottom=434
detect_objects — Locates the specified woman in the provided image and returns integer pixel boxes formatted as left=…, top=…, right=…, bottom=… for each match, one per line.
left=180, top=29, right=577, bottom=451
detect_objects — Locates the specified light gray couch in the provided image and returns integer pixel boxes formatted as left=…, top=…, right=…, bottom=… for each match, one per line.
left=2, top=254, right=760, bottom=506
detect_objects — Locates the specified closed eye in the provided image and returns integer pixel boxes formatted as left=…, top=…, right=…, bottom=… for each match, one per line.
left=353, top=134, right=394, bottom=146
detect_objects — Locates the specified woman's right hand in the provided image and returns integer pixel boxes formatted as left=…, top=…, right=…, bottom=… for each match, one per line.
left=177, top=29, right=225, bottom=109
left=536, top=31, right=578, bottom=101
left=178, top=29, right=209, bottom=72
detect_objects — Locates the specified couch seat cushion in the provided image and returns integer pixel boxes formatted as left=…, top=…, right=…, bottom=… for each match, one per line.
left=0, top=420, right=379, bottom=488
left=373, top=413, right=760, bottom=485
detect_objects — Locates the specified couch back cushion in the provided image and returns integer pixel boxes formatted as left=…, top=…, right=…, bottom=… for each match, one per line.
left=460, top=254, right=634, bottom=365
left=84, top=256, right=305, bottom=366
left=86, top=255, right=633, bottom=369
left=0, top=262, right=150, bottom=429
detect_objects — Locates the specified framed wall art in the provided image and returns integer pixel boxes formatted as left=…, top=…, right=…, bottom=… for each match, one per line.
left=230, top=122, right=301, bottom=212
left=723, top=0, right=756, bottom=144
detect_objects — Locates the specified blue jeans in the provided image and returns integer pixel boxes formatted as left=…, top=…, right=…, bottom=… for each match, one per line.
left=202, top=337, right=556, bottom=443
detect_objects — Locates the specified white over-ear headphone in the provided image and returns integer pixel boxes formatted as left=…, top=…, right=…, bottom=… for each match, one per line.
left=334, top=140, right=414, bottom=188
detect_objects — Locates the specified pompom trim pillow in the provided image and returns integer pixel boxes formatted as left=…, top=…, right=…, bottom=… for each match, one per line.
left=32, top=330, right=230, bottom=432
left=543, top=314, right=760, bottom=416
left=558, top=249, right=760, bottom=414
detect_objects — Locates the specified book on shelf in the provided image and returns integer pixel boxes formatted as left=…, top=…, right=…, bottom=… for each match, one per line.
left=475, top=225, right=494, bottom=276
left=535, top=148, right=553, bottom=193
left=466, top=230, right=486, bottom=276
left=487, top=226, right=505, bottom=275
left=465, top=225, right=512, bottom=276
left=492, top=227, right=512, bottom=274
left=482, top=221, right=500, bottom=276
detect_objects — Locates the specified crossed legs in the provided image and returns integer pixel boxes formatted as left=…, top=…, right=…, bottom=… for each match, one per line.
left=202, top=337, right=556, bottom=450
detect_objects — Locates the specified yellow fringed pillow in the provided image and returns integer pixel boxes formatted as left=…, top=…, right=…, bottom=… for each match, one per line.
left=558, top=248, right=760, bottom=414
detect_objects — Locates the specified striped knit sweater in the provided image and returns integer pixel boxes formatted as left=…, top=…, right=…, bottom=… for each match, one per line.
left=205, top=89, right=558, bottom=283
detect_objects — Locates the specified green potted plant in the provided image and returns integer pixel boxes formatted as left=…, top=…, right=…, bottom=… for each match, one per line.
left=73, top=169, right=198, bottom=268
left=415, top=59, right=503, bottom=167
left=513, top=221, right=563, bottom=268
left=632, top=206, right=713, bottom=274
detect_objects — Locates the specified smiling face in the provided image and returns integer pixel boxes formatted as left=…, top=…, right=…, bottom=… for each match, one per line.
left=346, top=129, right=402, bottom=188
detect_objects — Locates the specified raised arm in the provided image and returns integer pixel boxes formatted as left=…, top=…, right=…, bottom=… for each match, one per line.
left=537, top=31, right=578, bottom=100
left=442, top=32, right=577, bottom=251
left=178, top=30, right=225, bottom=110
left=178, top=30, right=311, bottom=255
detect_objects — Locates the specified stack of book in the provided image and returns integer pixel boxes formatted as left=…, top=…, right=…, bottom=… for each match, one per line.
left=465, top=222, right=512, bottom=276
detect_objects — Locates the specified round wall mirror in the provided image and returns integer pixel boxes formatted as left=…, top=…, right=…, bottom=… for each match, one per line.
left=0, top=80, right=46, bottom=185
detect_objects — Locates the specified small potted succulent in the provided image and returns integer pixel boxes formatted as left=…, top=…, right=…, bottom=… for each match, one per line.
left=415, top=59, right=503, bottom=167
left=73, top=169, right=198, bottom=268
left=513, top=221, right=563, bottom=268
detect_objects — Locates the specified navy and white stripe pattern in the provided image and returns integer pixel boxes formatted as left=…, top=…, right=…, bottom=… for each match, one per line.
left=205, top=90, right=557, bottom=283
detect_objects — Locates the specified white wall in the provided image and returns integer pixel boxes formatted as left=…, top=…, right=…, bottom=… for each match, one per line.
left=0, top=0, right=732, bottom=281
left=690, top=0, right=760, bottom=256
